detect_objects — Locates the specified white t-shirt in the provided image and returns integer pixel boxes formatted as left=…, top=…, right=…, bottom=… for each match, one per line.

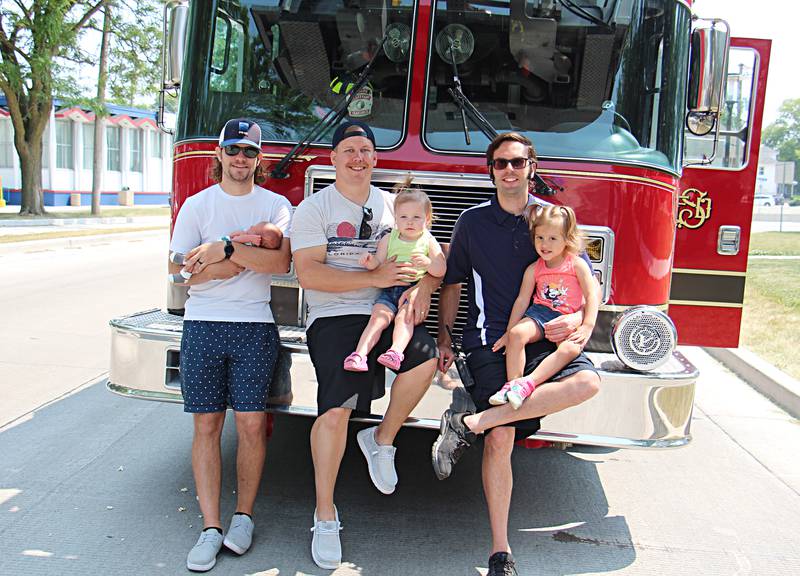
left=291, top=183, right=394, bottom=325
left=170, top=184, right=292, bottom=323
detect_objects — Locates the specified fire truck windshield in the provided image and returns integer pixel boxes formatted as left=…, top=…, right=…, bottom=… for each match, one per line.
left=423, top=0, right=691, bottom=173
left=176, top=0, right=416, bottom=148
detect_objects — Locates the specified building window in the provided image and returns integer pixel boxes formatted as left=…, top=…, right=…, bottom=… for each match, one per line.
left=107, top=125, right=120, bottom=171
left=0, top=121, right=13, bottom=168
left=150, top=130, right=162, bottom=158
left=82, top=124, right=94, bottom=170
left=56, top=120, right=73, bottom=169
left=129, top=129, right=142, bottom=172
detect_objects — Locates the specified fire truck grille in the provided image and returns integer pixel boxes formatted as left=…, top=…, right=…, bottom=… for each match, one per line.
left=308, top=168, right=496, bottom=341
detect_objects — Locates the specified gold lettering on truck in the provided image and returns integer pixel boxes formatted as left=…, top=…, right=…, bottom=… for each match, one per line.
left=677, top=188, right=712, bottom=229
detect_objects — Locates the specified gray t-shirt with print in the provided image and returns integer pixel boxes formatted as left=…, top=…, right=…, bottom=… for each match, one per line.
left=291, top=183, right=394, bottom=326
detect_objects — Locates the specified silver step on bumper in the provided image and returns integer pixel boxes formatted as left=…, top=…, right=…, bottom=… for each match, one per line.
left=108, top=309, right=698, bottom=449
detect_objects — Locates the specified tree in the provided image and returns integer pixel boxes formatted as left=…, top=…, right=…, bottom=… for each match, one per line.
left=91, top=1, right=112, bottom=216
left=0, top=1, right=105, bottom=215
left=763, top=98, right=800, bottom=175
left=86, top=0, right=161, bottom=215
left=105, top=1, right=161, bottom=108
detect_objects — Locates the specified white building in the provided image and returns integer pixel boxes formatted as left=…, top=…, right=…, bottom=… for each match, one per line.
left=756, top=146, right=778, bottom=197
left=0, top=99, right=172, bottom=206
left=756, top=145, right=795, bottom=201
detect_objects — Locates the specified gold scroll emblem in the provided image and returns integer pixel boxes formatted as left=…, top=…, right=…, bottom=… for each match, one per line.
left=677, top=188, right=712, bottom=229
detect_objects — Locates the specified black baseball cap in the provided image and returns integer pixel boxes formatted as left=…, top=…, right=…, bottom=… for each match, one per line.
left=331, top=121, right=376, bottom=149
left=219, top=118, right=261, bottom=149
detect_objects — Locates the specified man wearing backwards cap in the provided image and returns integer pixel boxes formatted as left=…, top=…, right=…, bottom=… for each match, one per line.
left=170, top=118, right=292, bottom=572
left=292, top=120, right=440, bottom=569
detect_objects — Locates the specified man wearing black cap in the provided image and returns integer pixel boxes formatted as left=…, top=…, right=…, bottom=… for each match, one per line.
left=292, top=121, right=439, bottom=570
left=170, top=118, right=292, bottom=571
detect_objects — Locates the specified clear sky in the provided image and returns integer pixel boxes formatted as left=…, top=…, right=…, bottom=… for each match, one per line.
left=694, top=0, right=796, bottom=126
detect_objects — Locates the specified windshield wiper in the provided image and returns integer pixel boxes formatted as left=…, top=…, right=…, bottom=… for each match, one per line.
left=270, top=35, right=388, bottom=179
left=446, top=52, right=559, bottom=197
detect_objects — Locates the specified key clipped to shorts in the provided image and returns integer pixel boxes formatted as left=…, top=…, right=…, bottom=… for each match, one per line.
left=446, top=326, right=475, bottom=390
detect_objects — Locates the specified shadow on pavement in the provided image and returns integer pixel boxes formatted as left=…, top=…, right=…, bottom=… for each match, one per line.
left=0, top=382, right=635, bottom=575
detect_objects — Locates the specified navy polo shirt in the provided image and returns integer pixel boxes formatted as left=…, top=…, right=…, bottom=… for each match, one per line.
left=444, top=194, right=541, bottom=352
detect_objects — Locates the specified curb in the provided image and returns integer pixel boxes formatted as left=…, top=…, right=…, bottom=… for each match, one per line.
left=704, top=346, right=800, bottom=419
left=0, top=216, right=167, bottom=227
left=0, top=228, right=168, bottom=256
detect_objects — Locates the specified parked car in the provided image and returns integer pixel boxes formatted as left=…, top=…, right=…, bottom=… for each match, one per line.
left=754, top=193, right=775, bottom=206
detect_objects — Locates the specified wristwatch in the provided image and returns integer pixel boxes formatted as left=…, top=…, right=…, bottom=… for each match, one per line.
left=222, top=237, right=234, bottom=259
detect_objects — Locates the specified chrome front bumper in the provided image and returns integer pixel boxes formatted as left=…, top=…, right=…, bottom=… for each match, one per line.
left=108, top=309, right=697, bottom=449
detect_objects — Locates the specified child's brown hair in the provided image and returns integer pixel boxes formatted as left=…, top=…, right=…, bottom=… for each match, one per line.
left=528, top=204, right=583, bottom=255
left=392, top=174, right=434, bottom=228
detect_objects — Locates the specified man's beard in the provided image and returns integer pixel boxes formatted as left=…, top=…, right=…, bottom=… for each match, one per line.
left=224, top=164, right=256, bottom=183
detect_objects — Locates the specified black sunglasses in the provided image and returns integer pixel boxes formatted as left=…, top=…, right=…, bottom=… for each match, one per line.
left=223, top=145, right=260, bottom=158
left=358, top=206, right=373, bottom=240
left=489, top=157, right=534, bottom=170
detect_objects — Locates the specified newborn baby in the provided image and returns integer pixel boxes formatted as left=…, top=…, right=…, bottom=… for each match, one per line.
left=169, top=222, right=284, bottom=284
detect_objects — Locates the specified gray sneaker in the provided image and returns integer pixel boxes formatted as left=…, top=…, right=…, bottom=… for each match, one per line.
left=431, top=410, right=477, bottom=480
left=187, top=528, right=224, bottom=572
left=223, top=513, right=254, bottom=555
left=357, top=426, right=397, bottom=494
left=311, top=507, right=342, bottom=570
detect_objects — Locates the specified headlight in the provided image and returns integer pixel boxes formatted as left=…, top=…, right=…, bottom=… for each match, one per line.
left=611, top=306, right=677, bottom=371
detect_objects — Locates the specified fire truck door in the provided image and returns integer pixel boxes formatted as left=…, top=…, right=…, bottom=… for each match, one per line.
left=671, top=38, right=771, bottom=348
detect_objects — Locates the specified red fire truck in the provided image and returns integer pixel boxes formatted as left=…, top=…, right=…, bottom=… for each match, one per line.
left=108, top=0, right=770, bottom=449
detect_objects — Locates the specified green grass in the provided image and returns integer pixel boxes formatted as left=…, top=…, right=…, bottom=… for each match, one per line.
left=0, top=206, right=169, bottom=220
left=748, top=232, right=800, bottom=256
left=0, top=226, right=166, bottom=243
left=742, top=233, right=800, bottom=379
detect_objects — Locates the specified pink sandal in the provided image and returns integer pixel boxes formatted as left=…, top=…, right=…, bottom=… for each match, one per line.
left=377, top=349, right=404, bottom=371
left=343, top=352, right=369, bottom=372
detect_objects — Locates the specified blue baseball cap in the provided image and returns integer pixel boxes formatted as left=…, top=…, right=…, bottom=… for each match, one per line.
left=219, top=118, right=261, bottom=149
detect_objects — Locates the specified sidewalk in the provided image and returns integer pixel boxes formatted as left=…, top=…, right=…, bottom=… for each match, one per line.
left=0, top=204, right=168, bottom=236
left=704, top=346, right=800, bottom=420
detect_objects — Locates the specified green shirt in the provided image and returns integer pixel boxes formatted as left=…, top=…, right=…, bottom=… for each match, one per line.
left=387, top=227, right=431, bottom=281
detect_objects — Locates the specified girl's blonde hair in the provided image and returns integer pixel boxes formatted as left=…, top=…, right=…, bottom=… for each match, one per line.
left=528, top=204, right=583, bottom=255
left=392, top=175, right=434, bottom=228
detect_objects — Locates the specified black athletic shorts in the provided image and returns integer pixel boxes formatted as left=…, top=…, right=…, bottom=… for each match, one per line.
left=306, top=315, right=438, bottom=415
left=466, top=340, right=597, bottom=439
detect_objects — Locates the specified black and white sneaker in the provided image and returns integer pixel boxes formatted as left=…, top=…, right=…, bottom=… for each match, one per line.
left=431, top=410, right=477, bottom=480
left=487, top=551, right=518, bottom=576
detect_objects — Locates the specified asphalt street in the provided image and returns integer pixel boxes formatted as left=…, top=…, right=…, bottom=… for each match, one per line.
left=0, top=232, right=799, bottom=575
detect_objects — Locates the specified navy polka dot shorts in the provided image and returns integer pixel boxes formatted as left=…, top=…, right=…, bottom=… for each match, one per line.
left=180, top=320, right=280, bottom=413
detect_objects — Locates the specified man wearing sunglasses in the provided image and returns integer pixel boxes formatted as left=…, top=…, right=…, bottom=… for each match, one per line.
left=433, top=132, right=600, bottom=576
left=169, top=118, right=292, bottom=572
left=291, top=121, right=439, bottom=570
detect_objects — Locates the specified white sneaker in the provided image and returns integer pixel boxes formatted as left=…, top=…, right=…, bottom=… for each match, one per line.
left=357, top=426, right=397, bottom=494
left=187, top=528, right=223, bottom=572
left=311, top=507, right=342, bottom=570
left=507, top=384, right=527, bottom=410
left=223, top=513, right=254, bottom=555
left=489, top=383, right=511, bottom=406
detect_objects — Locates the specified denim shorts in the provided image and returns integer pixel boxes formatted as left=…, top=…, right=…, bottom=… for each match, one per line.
left=180, top=320, right=280, bottom=413
left=374, top=282, right=417, bottom=314
left=524, top=303, right=563, bottom=332
left=466, top=342, right=597, bottom=439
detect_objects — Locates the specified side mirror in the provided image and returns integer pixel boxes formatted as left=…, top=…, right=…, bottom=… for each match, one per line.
left=164, top=1, right=190, bottom=89
left=686, top=18, right=730, bottom=136
left=158, top=1, right=189, bottom=135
